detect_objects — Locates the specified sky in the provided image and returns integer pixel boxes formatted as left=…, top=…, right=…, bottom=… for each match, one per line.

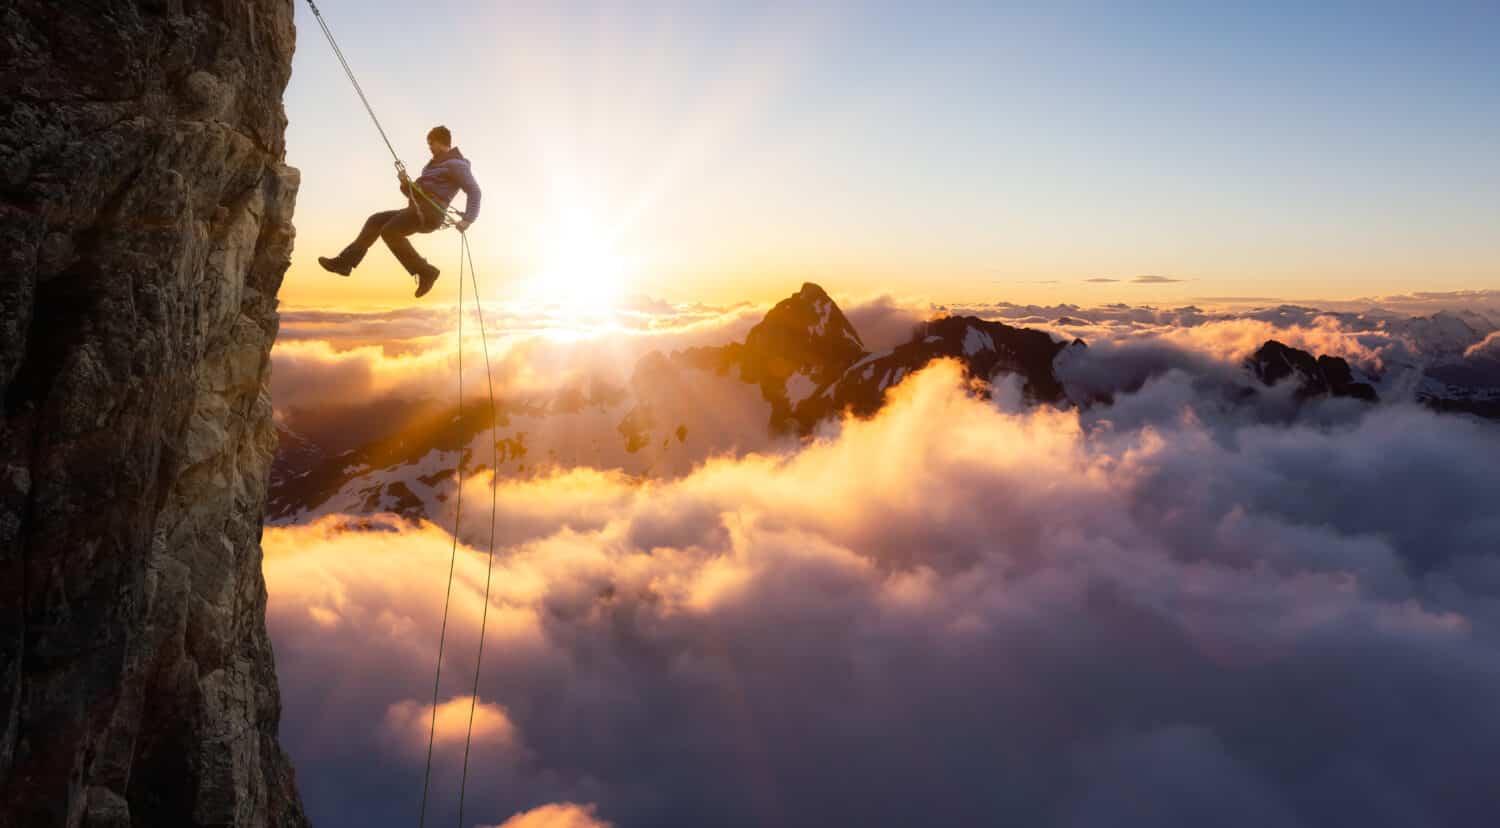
left=282, top=1, right=1500, bottom=310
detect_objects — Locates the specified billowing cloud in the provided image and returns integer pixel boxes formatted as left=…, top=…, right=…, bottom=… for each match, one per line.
left=482, top=802, right=612, bottom=828
left=838, top=294, right=928, bottom=351
left=270, top=294, right=923, bottom=421
left=266, top=359, right=1500, bottom=828
left=271, top=290, right=1500, bottom=467
left=942, top=292, right=1498, bottom=398
left=270, top=300, right=767, bottom=415
left=1154, top=315, right=1388, bottom=365
left=383, top=696, right=520, bottom=757
left=1466, top=329, right=1500, bottom=359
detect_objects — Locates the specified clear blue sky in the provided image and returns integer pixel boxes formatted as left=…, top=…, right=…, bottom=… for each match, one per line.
left=283, top=0, right=1500, bottom=307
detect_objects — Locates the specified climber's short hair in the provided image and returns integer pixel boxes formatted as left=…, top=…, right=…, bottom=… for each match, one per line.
left=427, top=125, right=452, bottom=145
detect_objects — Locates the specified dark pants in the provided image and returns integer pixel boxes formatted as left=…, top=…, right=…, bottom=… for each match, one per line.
left=338, top=203, right=441, bottom=274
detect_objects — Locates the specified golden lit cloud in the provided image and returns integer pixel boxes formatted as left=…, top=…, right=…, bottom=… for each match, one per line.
left=268, top=358, right=1500, bottom=827
left=1153, top=316, right=1389, bottom=366
left=482, top=802, right=612, bottom=828
left=384, top=695, right=519, bottom=755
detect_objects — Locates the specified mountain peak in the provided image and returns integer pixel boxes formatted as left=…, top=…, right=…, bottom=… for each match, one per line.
left=1248, top=340, right=1377, bottom=401
left=798, top=282, right=832, bottom=301
left=740, top=284, right=866, bottom=385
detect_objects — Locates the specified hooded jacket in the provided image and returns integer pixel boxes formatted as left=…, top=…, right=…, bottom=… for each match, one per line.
left=401, top=146, right=481, bottom=224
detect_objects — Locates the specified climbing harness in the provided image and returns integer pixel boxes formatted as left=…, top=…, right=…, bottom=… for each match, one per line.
left=301, top=3, right=501, bottom=826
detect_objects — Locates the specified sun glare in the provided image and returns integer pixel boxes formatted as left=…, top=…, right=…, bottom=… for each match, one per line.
left=523, top=212, right=634, bottom=317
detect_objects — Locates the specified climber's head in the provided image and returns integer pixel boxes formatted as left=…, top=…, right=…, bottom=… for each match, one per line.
left=426, top=125, right=452, bottom=157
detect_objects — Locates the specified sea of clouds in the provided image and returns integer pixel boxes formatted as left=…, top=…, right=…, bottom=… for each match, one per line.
left=271, top=289, right=1500, bottom=423
left=264, top=289, right=1500, bottom=826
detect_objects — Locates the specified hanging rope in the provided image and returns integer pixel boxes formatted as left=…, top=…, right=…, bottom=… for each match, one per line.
left=303, top=0, right=466, bottom=228
left=303, top=0, right=403, bottom=167
left=299, top=3, right=503, bottom=825
left=455, top=232, right=501, bottom=828
left=416, top=236, right=464, bottom=828
left=414, top=232, right=499, bottom=828
left=414, top=231, right=500, bottom=828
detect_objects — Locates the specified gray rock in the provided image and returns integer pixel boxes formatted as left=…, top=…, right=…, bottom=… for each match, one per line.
left=1, top=1, right=308, bottom=826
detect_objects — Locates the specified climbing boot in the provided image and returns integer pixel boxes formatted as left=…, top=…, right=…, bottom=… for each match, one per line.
left=414, top=265, right=441, bottom=298
left=318, top=255, right=352, bottom=276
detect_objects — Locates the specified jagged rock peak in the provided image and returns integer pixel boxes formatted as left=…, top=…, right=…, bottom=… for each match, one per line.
left=1248, top=340, right=1378, bottom=401
left=739, top=282, right=866, bottom=387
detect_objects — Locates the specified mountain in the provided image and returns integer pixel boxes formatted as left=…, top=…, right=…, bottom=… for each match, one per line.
left=641, top=282, right=868, bottom=434
left=803, top=315, right=1072, bottom=423
left=269, top=284, right=1077, bottom=523
left=1380, top=310, right=1496, bottom=362
left=1, top=2, right=308, bottom=826
left=269, top=286, right=1500, bottom=527
left=1246, top=341, right=1379, bottom=401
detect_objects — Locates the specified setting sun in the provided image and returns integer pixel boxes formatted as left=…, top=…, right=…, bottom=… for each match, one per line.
left=510, top=204, right=638, bottom=317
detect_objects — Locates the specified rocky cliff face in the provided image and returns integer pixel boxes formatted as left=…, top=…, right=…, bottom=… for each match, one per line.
left=1, top=2, right=307, bottom=826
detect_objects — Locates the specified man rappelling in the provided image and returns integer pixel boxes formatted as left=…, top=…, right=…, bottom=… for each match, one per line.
left=317, top=125, right=481, bottom=298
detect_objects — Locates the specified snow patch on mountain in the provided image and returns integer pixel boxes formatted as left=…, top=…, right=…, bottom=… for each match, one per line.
left=785, top=371, right=818, bottom=406
left=963, top=326, right=995, bottom=356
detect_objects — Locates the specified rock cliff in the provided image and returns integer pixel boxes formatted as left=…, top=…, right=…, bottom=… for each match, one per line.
left=1, top=1, right=307, bottom=826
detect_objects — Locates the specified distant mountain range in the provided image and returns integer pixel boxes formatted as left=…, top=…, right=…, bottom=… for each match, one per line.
left=269, top=284, right=1498, bottom=524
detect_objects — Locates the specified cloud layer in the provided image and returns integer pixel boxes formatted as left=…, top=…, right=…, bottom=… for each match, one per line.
left=271, top=290, right=1500, bottom=459
left=266, top=358, right=1500, bottom=828
left=271, top=300, right=768, bottom=418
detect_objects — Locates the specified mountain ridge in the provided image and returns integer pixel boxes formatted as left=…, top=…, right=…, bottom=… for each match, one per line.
left=270, top=283, right=1433, bottom=525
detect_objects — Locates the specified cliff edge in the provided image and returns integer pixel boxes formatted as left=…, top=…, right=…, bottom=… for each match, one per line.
left=1, top=1, right=307, bottom=825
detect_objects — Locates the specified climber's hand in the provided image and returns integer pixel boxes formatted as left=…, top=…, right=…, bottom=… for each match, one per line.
left=455, top=219, right=472, bottom=232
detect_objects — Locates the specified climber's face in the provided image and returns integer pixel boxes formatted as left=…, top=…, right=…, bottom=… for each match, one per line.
left=427, top=137, right=446, bottom=157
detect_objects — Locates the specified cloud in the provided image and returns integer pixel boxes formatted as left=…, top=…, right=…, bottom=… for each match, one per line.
left=1465, top=330, right=1500, bottom=360
left=838, top=294, right=929, bottom=351
left=271, top=290, right=1499, bottom=468
left=270, top=300, right=767, bottom=407
left=383, top=696, right=520, bottom=756
left=265, top=360, right=1500, bottom=828
left=944, top=294, right=1498, bottom=393
left=1154, top=315, right=1389, bottom=365
left=1086, top=277, right=1120, bottom=283
left=483, top=803, right=612, bottom=828
left=1319, top=289, right=1500, bottom=319
left=1132, top=274, right=1185, bottom=284
left=270, top=293, right=916, bottom=419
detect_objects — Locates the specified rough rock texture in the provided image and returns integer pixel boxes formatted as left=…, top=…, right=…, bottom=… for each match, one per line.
left=618, top=286, right=1074, bottom=444
left=812, top=315, right=1070, bottom=422
left=670, top=282, right=868, bottom=432
left=1247, top=340, right=1379, bottom=401
left=0, top=2, right=307, bottom=826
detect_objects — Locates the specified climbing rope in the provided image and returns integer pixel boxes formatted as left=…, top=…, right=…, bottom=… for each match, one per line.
left=455, top=231, right=501, bottom=828
left=303, top=0, right=402, bottom=166
left=416, top=230, right=499, bottom=828
left=303, top=0, right=466, bottom=229
left=416, top=240, right=464, bottom=828
left=300, top=3, right=503, bottom=826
